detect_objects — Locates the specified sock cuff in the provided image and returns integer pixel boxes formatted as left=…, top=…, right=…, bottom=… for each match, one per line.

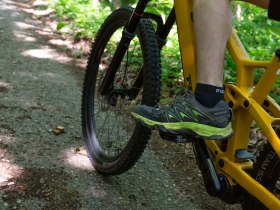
left=194, top=83, right=225, bottom=108
left=195, top=83, right=224, bottom=94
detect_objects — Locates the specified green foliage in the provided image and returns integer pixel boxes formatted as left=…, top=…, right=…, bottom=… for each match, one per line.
left=232, top=3, right=280, bottom=60
left=145, top=0, right=173, bottom=16
left=227, top=3, right=280, bottom=101
left=48, top=0, right=110, bottom=39
left=48, top=0, right=279, bottom=101
left=160, top=27, right=183, bottom=96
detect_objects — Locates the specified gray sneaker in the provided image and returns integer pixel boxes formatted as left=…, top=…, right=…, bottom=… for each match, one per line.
left=132, top=92, right=233, bottom=140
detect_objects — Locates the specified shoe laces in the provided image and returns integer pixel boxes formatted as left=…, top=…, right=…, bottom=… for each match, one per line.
left=153, top=90, right=192, bottom=113
left=169, top=90, right=192, bottom=107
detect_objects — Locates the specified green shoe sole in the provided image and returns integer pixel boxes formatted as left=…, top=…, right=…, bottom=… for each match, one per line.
left=132, top=112, right=234, bottom=140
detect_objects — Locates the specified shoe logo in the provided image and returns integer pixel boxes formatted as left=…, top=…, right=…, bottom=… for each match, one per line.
left=216, top=89, right=224, bottom=94
left=179, top=111, right=188, bottom=119
left=166, top=112, right=181, bottom=122
left=165, top=106, right=210, bottom=123
left=192, top=109, right=204, bottom=118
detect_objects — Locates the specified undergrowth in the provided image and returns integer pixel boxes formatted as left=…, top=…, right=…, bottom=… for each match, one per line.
left=47, top=0, right=280, bottom=102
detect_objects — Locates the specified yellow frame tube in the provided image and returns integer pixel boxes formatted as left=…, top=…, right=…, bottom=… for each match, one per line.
left=222, top=158, right=280, bottom=209
left=173, top=0, right=280, bottom=208
left=173, top=0, right=196, bottom=92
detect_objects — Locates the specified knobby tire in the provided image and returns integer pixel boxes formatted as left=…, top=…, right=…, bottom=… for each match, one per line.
left=81, top=8, right=161, bottom=175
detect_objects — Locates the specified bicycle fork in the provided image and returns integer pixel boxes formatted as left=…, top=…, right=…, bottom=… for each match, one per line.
left=99, top=0, right=176, bottom=100
left=99, top=0, right=151, bottom=96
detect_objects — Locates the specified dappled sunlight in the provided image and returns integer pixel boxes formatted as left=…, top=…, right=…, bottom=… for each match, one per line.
left=17, top=71, right=38, bottom=80
left=35, top=28, right=54, bottom=36
left=0, top=129, right=23, bottom=188
left=9, top=0, right=30, bottom=9
left=21, top=0, right=53, bottom=17
left=61, top=148, right=95, bottom=171
left=86, top=186, right=107, bottom=198
left=40, top=71, right=59, bottom=80
left=0, top=81, right=13, bottom=92
left=0, top=129, right=16, bottom=145
left=0, top=0, right=16, bottom=11
left=32, top=0, right=48, bottom=7
left=74, top=58, right=87, bottom=69
left=16, top=97, right=45, bottom=110
left=13, top=30, right=37, bottom=42
left=49, top=38, right=72, bottom=47
left=0, top=160, right=23, bottom=187
left=22, top=8, right=53, bottom=17
left=21, top=47, right=72, bottom=64
left=236, top=4, right=242, bottom=20
left=14, top=21, right=35, bottom=30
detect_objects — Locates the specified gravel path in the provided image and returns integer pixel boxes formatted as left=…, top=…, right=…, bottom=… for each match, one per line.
left=0, top=0, right=204, bottom=209
left=0, top=1, right=242, bottom=209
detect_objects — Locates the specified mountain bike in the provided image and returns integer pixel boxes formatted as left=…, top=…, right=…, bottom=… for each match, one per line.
left=81, top=0, right=280, bottom=209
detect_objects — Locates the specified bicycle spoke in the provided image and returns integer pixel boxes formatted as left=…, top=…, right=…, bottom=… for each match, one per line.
left=82, top=7, right=160, bottom=175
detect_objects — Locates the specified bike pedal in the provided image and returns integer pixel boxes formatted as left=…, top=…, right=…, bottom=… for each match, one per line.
left=159, top=131, right=194, bottom=143
left=235, top=149, right=254, bottom=160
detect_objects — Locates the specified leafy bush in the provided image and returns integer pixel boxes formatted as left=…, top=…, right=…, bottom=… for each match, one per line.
left=230, top=3, right=280, bottom=101
left=48, top=0, right=111, bottom=39
left=48, top=0, right=279, bottom=100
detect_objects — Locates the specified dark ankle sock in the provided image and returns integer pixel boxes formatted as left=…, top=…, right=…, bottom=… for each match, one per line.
left=194, top=83, right=224, bottom=108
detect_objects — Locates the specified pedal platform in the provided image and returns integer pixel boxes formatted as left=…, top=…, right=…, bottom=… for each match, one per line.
left=235, top=149, right=254, bottom=160
left=159, top=131, right=194, bottom=143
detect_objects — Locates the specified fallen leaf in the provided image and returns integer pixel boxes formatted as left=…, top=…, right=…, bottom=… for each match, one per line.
left=53, top=126, right=64, bottom=135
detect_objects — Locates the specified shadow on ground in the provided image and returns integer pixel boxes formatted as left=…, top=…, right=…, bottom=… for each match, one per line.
left=0, top=1, right=241, bottom=209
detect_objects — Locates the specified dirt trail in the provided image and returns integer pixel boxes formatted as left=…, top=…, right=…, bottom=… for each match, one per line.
left=0, top=0, right=241, bottom=209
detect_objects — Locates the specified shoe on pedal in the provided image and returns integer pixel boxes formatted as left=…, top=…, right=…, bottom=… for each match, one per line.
left=131, top=92, right=233, bottom=140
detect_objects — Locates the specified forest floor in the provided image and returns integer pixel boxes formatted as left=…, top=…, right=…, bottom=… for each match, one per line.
left=0, top=0, right=244, bottom=209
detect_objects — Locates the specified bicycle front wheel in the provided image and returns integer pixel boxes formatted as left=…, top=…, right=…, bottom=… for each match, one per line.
left=82, top=8, right=161, bottom=175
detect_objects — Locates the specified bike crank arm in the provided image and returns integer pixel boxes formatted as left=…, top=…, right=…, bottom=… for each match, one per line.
left=99, top=0, right=151, bottom=95
left=193, top=139, right=223, bottom=196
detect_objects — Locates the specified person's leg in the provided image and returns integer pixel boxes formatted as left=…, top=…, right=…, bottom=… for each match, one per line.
left=131, top=0, right=234, bottom=139
left=193, top=0, right=269, bottom=108
left=194, top=0, right=232, bottom=87
left=194, top=0, right=269, bottom=87
left=193, top=0, right=232, bottom=108
left=131, top=0, right=272, bottom=139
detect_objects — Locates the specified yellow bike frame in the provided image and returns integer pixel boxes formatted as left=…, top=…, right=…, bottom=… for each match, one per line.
left=174, top=0, right=280, bottom=208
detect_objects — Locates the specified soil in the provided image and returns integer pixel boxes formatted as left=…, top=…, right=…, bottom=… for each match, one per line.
left=0, top=0, right=243, bottom=209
